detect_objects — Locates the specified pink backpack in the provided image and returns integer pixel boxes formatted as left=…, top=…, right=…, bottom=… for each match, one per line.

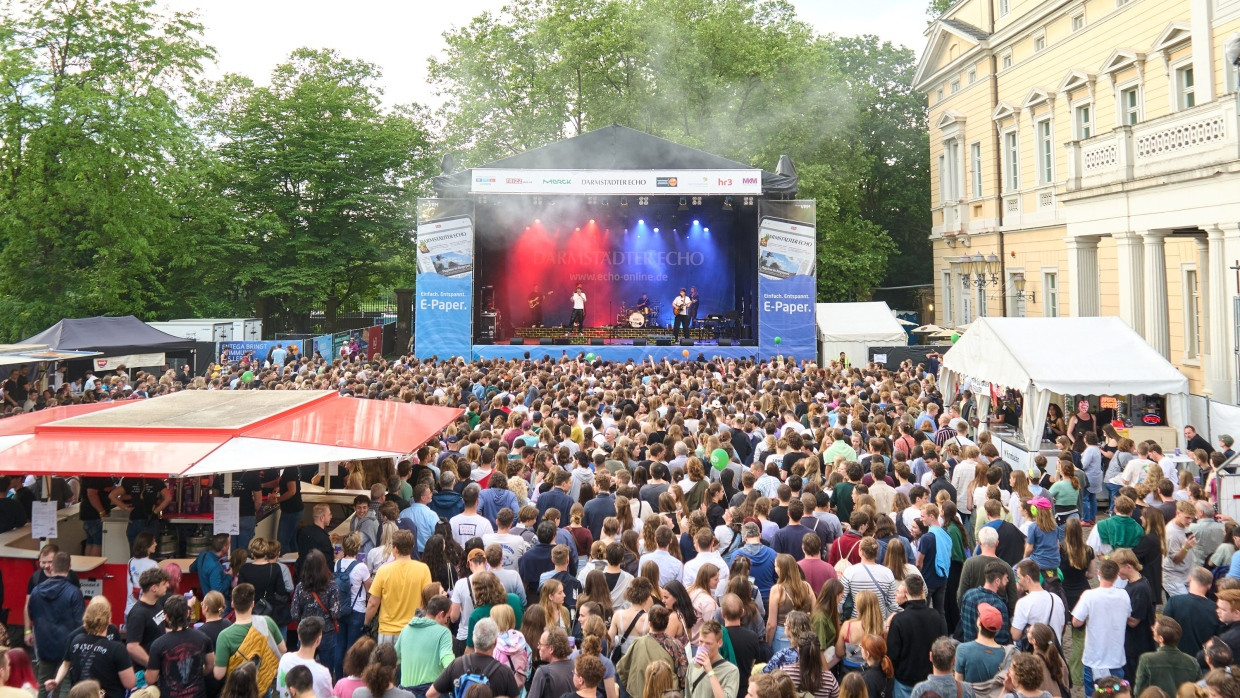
left=493, top=629, right=532, bottom=688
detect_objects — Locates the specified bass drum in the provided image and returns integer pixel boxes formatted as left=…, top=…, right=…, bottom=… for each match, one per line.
left=628, top=312, right=646, bottom=328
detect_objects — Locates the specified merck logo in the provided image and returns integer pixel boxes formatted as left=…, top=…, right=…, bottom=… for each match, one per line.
left=742, top=177, right=759, bottom=185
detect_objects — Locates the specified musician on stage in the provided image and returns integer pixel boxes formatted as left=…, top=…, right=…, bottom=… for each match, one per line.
left=528, top=284, right=549, bottom=327
left=634, top=293, right=650, bottom=313
left=570, top=284, right=587, bottom=333
left=688, top=286, right=700, bottom=327
left=672, top=288, right=691, bottom=341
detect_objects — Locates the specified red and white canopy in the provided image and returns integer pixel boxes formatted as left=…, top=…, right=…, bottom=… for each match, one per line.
left=0, top=391, right=462, bottom=477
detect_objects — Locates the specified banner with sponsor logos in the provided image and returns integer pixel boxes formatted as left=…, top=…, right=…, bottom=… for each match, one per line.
left=470, top=169, right=763, bottom=196
left=93, top=353, right=165, bottom=371
left=414, top=199, right=474, bottom=360
left=757, top=200, right=817, bottom=362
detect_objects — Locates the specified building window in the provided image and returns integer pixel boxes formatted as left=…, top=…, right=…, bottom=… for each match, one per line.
left=1071, top=13, right=1085, bottom=31
left=938, top=155, right=947, bottom=202
left=1176, top=65, right=1196, bottom=109
left=1034, top=35, right=1047, bottom=52
left=1075, top=103, right=1093, bottom=139
left=960, top=275, right=973, bottom=323
left=951, top=80, right=961, bottom=94
left=971, top=142, right=983, bottom=198
left=968, top=69, right=977, bottom=84
left=942, top=270, right=954, bottom=325
left=1116, top=0, right=1129, bottom=6
left=1004, top=131, right=1020, bottom=191
left=1001, top=51, right=1013, bottom=69
left=1043, top=271, right=1059, bottom=316
left=1184, top=267, right=1201, bottom=358
left=937, top=87, right=944, bottom=102
left=1037, top=119, right=1054, bottom=184
left=1121, top=86, right=1140, bottom=124
left=1009, top=271, right=1028, bottom=317
left=999, top=0, right=1009, bottom=16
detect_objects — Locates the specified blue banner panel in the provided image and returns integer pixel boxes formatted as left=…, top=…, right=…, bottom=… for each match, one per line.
left=312, top=335, right=332, bottom=360
left=757, top=200, right=817, bottom=361
left=218, top=340, right=282, bottom=364
left=415, top=200, right=475, bottom=360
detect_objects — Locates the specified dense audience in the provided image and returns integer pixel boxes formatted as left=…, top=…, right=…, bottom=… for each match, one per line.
left=14, top=349, right=1240, bottom=698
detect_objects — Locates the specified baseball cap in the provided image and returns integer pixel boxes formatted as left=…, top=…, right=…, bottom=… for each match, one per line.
left=977, top=603, right=1003, bottom=632
left=467, top=548, right=487, bottom=563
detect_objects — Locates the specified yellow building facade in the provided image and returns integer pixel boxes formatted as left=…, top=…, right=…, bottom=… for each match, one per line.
left=915, top=0, right=1240, bottom=400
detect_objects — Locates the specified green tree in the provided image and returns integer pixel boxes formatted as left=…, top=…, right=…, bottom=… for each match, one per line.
left=927, top=0, right=954, bottom=19
left=431, top=0, right=926, bottom=301
left=200, top=49, right=437, bottom=331
left=0, top=0, right=215, bottom=339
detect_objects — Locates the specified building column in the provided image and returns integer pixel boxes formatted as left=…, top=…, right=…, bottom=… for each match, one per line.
left=1065, top=236, right=1100, bottom=317
left=1142, top=231, right=1171, bottom=359
left=1113, top=231, right=1146, bottom=335
left=1207, top=227, right=1232, bottom=400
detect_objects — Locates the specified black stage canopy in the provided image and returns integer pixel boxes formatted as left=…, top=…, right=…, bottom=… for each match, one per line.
left=433, top=124, right=798, bottom=197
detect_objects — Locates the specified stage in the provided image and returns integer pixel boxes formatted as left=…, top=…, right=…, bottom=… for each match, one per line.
left=414, top=125, right=817, bottom=362
left=472, top=344, right=759, bottom=362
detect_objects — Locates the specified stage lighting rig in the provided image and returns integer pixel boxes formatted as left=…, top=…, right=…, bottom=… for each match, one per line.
left=722, top=196, right=734, bottom=211
left=638, top=196, right=649, bottom=206
left=678, top=197, right=689, bottom=211
left=692, top=196, right=702, bottom=206
left=620, top=197, right=629, bottom=207
left=743, top=197, right=755, bottom=206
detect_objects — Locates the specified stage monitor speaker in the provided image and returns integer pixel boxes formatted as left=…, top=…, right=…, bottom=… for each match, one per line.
left=679, top=338, right=694, bottom=346
left=539, top=338, right=554, bottom=346
left=739, top=339, right=756, bottom=346
left=633, top=338, right=647, bottom=346
left=718, top=338, right=733, bottom=347
left=656, top=338, right=672, bottom=346
left=590, top=338, right=604, bottom=346
left=509, top=338, right=523, bottom=345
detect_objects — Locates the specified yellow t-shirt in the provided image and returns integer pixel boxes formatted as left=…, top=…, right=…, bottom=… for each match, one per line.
left=370, top=558, right=432, bottom=635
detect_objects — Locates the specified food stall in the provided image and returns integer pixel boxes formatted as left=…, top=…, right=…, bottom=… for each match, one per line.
left=0, top=390, right=461, bottom=624
left=939, top=316, right=1190, bottom=472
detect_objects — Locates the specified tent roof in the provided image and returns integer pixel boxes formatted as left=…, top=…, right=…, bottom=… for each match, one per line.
left=816, top=302, right=909, bottom=343
left=0, top=391, right=463, bottom=477
left=940, top=316, right=1190, bottom=396
left=21, top=315, right=196, bottom=354
left=434, top=124, right=798, bottom=196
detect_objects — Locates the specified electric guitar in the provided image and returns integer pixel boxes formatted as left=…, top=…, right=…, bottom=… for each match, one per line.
left=529, top=290, right=553, bottom=309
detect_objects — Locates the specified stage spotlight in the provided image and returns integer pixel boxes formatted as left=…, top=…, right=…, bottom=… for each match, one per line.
left=638, top=219, right=644, bottom=225
left=588, top=219, right=595, bottom=224
left=638, top=196, right=649, bottom=206
left=620, top=197, right=629, bottom=207
left=678, top=197, right=688, bottom=211
left=743, top=196, right=754, bottom=206
left=587, top=196, right=597, bottom=205
left=535, top=218, right=541, bottom=223
left=692, top=196, right=702, bottom=206
left=704, top=227, right=710, bottom=233
left=723, top=196, right=734, bottom=211
left=653, top=227, right=660, bottom=233
left=693, top=219, right=699, bottom=225
left=574, top=227, right=580, bottom=232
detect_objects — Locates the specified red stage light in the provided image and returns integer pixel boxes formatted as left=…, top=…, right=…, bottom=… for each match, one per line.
left=589, top=219, right=595, bottom=224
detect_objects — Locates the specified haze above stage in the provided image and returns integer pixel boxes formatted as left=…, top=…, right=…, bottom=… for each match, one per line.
left=417, top=125, right=816, bottom=362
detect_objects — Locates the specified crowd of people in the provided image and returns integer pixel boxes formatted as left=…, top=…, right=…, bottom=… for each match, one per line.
left=14, top=350, right=1240, bottom=698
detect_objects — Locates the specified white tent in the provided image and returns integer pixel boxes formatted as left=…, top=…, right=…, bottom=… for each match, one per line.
left=939, top=316, right=1190, bottom=451
left=816, top=302, right=909, bottom=366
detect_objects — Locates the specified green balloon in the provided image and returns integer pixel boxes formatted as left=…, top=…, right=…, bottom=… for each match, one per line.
left=710, top=448, right=729, bottom=471
left=241, top=370, right=254, bottom=383
left=585, top=353, right=596, bottom=362
left=950, top=332, right=960, bottom=343
left=774, top=336, right=782, bottom=345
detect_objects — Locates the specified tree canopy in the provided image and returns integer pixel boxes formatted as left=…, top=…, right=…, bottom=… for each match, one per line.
left=0, top=0, right=930, bottom=340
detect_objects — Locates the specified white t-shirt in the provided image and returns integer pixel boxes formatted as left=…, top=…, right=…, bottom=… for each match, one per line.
left=449, top=513, right=494, bottom=547
left=276, top=653, right=333, bottom=698
left=1072, top=586, right=1132, bottom=670
left=1012, top=589, right=1066, bottom=643
left=335, top=557, right=371, bottom=613
left=451, top=575, right=477, bottom=640
left=481, top=532, right=530, bottom=570
left=126, top=557, right=159, bottom=617
left=572, top=292, right=587, bottom=310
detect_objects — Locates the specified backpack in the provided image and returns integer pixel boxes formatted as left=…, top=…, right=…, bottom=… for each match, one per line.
left=228, top=616, right=281, bottom=695
left=493, top=629, right=532, bottom=689
left=334, top=559, right=363, bottom=620
left=453, top=655, right=494, bottom=698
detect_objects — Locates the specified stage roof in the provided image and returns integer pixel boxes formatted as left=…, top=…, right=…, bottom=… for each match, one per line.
left=434, top=124, right=798, bottom=197
left=0, top=391, right=463, bottom=477
left=22, top=315, right=196, bottom=355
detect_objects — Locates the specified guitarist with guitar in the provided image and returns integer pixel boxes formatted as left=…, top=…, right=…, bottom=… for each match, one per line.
left=528, top=285, right=552, bottom=327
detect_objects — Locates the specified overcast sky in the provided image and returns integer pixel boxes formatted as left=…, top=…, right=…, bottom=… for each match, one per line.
left=192, top=0, right=931, bottom=109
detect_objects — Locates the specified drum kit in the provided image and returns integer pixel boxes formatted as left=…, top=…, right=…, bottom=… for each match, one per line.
left=618, top=302, right=662, bottom=328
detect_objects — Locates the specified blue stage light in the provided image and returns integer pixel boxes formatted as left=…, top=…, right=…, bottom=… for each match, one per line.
left=653, top=227, right=659, bottom=233
left=693, top=220, right=699, bottom=225
left=638, top=219, right=644, bottom=225
left=704, top=227, right=710, bottom=233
